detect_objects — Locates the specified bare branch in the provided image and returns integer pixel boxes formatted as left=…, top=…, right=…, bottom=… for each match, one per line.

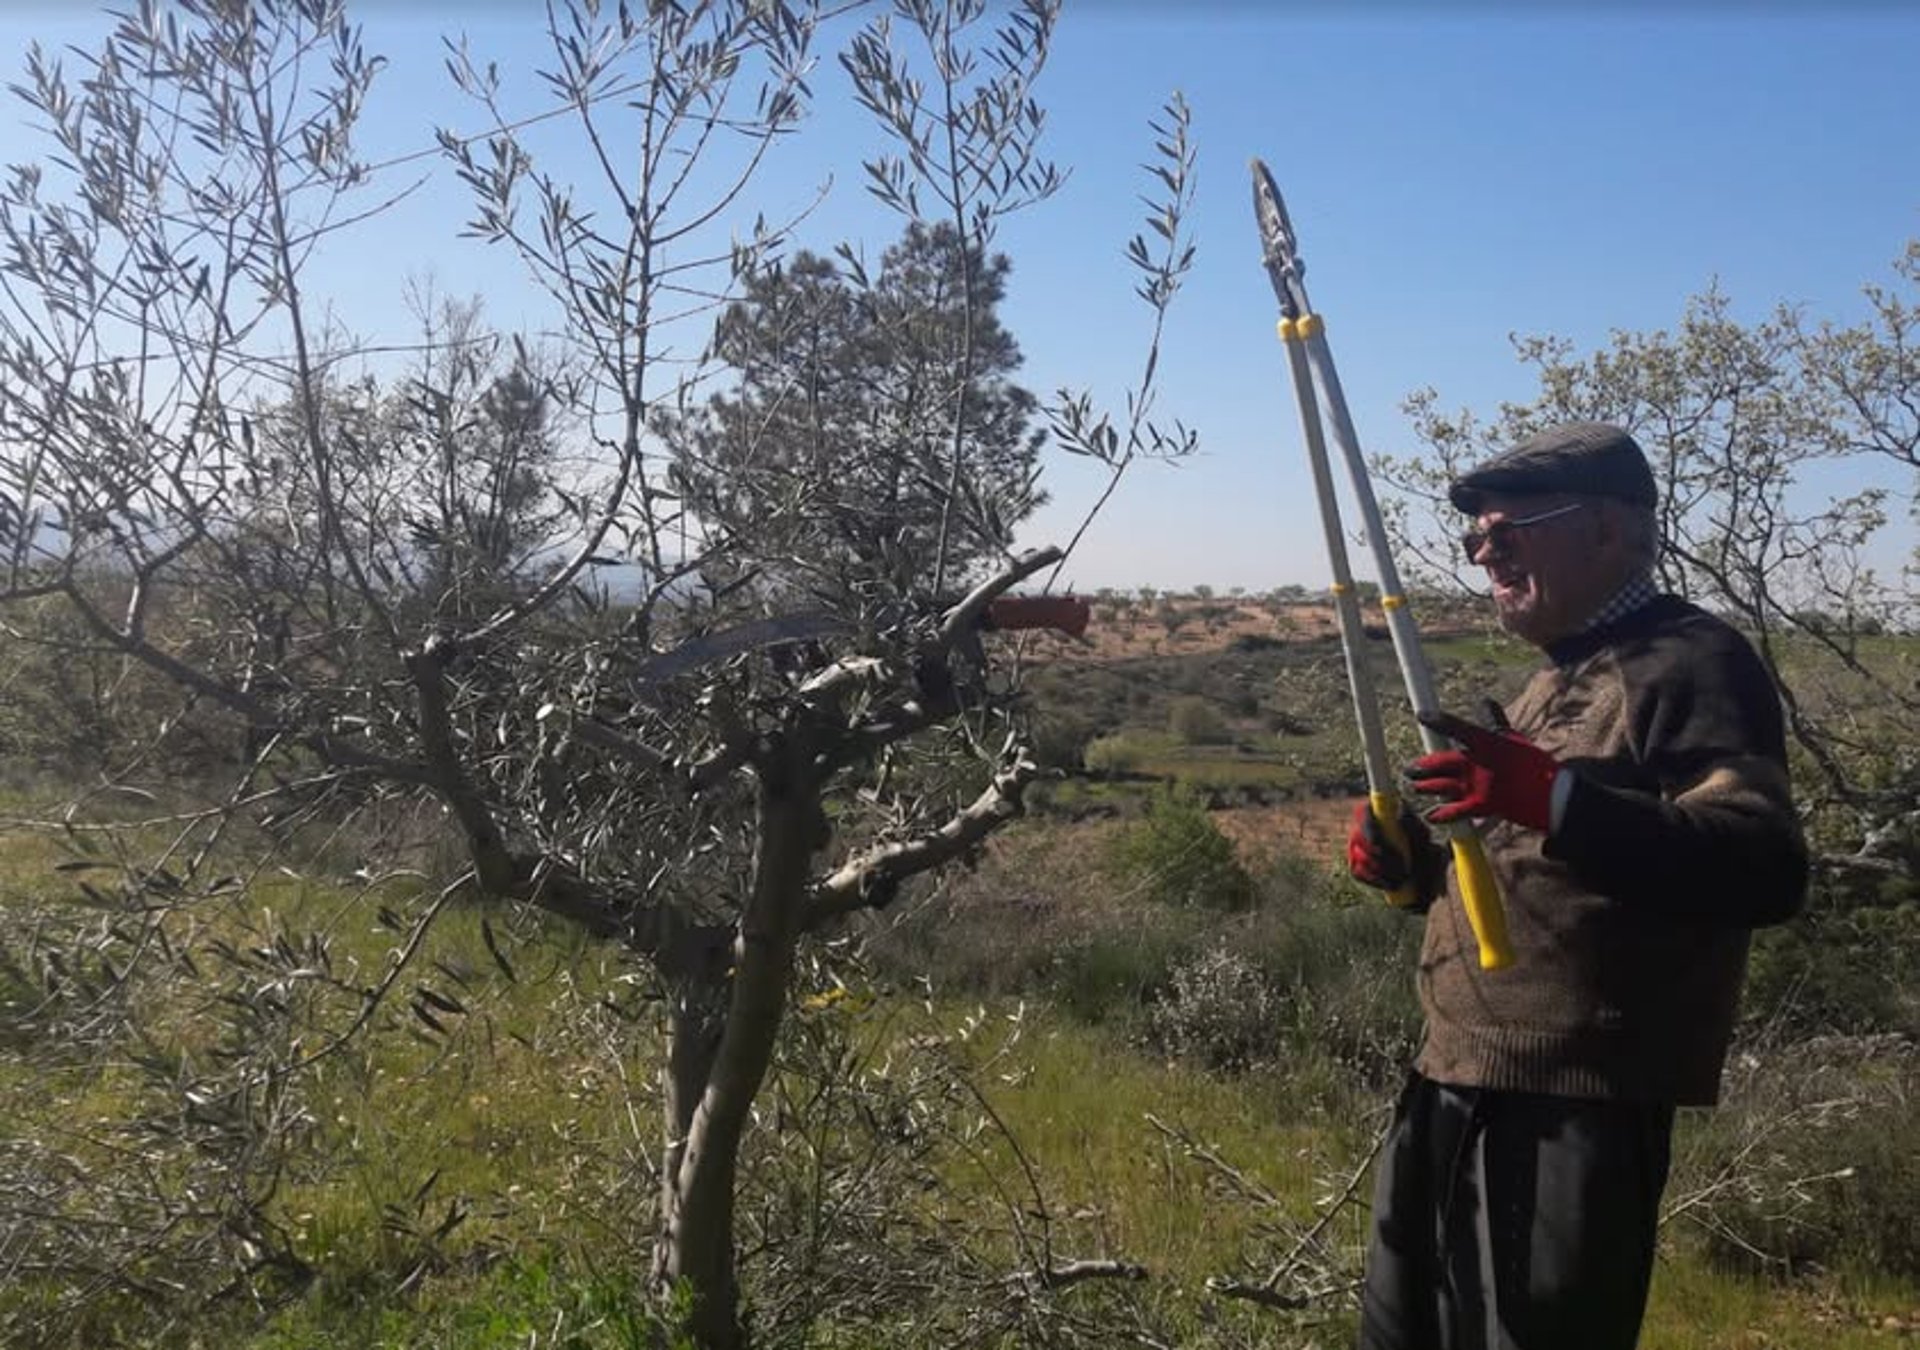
left=806, top=745, right=1036, bottom=926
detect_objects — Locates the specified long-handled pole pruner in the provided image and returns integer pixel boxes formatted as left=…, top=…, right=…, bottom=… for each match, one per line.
left=1251, top=158, right=1513, bottom=971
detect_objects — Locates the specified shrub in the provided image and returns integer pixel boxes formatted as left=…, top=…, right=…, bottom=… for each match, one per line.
left=1241, top=861, right=1425, bottom=1082
left=1148, top=943, right=1284, bottom=1072
left=1670, top=1037, right=1920, bottom=1280
left=1742, top=890, right=1920, bottom=1038
left=1047, top=918, right=1201, bottom=1027
left=1264, top=707, right=1315, bottom=737
left=1082, top=736, right=1135, bottom=777
left=1026, top=708, right=1100, bottom=772
left=1110, top=787, right=1254, bottom=911
left=1083, top=730, right=1173, bottom=777
left=0, top=595, right=240, bottom=781
left=1167, top=696, right=1230, bottom=745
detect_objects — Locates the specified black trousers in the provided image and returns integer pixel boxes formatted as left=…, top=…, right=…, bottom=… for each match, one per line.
left=1357, top=1074, right=1675, bottom=1350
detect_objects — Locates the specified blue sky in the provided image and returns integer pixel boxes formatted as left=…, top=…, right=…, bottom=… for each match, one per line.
left=2, top=2, right=1916, bottom=593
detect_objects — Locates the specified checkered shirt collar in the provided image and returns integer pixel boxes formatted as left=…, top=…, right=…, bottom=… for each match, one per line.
left=1581, top=570, right=1659, bottom=634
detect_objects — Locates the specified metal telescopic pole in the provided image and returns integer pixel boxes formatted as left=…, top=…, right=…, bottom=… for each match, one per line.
left=1280, top=307, right=1421, bottom=908
left=1251, top=158, right=1513, bottom=970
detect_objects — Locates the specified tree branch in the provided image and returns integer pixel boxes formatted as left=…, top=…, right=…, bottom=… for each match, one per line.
left=804, top=745, right=1036, bottom=926
left=1006, top=1258, right=1149, bottom=1292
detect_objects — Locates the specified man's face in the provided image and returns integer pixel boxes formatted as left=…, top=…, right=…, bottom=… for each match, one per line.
left=1465, top=492, right=1627, bottom=646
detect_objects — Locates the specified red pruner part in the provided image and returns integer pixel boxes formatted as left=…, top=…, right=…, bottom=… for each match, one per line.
left=983, top=595, right=1090, bottom=638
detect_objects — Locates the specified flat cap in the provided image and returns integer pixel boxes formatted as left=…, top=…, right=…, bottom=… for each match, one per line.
left=1448, top=421, right=1657, bottom=514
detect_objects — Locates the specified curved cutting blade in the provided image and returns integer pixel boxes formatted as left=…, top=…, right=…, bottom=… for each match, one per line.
left=1249, top=156, right=1304, bottom=314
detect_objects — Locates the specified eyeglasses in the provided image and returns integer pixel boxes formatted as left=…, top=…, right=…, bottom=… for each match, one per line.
left=1461, top=502, right=1585, bottom=563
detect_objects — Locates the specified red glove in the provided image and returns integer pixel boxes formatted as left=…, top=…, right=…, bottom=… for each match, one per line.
left=1346, top=800, right=1446, bottom=909
left=1408, top=710, right=1562, bottom=832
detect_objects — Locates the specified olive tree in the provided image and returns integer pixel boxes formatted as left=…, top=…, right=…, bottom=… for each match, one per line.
left=0, top=1, right=1196, bottom=1345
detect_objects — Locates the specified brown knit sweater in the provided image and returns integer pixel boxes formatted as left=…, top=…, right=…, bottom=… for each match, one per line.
left=1413, top=595, right=1808, bottom=1106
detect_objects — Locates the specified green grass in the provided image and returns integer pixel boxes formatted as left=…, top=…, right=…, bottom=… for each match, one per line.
left=972, top=1013, right=1353, bottom=1267
left=1639, top=1261, right=1920, bottom=1349
left=1133, top=753, right=1311, bottom=791
left=980, top=1015, right=1920, bottom=1350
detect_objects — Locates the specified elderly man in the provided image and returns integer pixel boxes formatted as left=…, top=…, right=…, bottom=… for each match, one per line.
left=1347, top=422, right=1808, bottom=1350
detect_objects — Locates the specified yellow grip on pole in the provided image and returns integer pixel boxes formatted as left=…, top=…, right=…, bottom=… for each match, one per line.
left=1449, top=834, right=1515, bottom=971
left=1367, top=789, right=1422, bottom=912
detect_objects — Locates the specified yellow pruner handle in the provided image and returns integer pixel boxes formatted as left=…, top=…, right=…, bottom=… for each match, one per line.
left=1368, top=789, right=1422, bottom=911
left=1448, top=833, right=1515, bottom=971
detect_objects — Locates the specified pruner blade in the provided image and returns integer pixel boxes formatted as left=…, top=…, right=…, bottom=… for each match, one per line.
left=1249, top=157, right=1304, bottom=311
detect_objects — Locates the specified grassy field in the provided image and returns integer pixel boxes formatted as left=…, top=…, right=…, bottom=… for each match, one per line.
left=81, top=1019, right=1920, bottom=1346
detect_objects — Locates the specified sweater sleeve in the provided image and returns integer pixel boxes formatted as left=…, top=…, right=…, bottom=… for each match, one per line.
left=1542, top=622, right=1809, bottom=927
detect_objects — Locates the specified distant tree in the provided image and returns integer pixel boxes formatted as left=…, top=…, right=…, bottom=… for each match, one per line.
left=395, top=324, right=569, bottom=613
left=663, top=222, right=1045, bottom=606
left=1112, top=787, right=1254, bottom=911
left=241, top=291, right=571, bottom=624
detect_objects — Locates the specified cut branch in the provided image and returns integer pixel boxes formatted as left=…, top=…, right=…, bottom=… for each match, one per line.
left=805, top=747, right=1037, bottom=926
left=1006, top=1258, right=1149, bottom=1292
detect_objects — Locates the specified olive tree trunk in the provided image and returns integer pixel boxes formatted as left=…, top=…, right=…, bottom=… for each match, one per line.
left=654, top=756, right=821, bottom=1348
